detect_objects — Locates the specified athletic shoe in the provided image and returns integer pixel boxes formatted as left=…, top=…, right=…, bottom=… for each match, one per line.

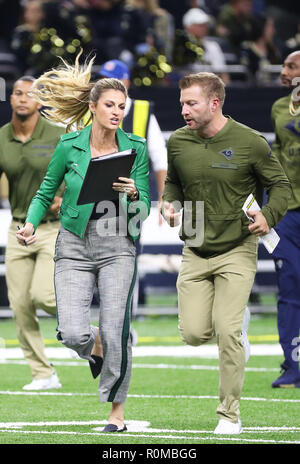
left=242, top=306, right=251, bottom=363
left=272, top=367, right=300, bottom=388
left=214, top=418, right=242, bottom=435
left=102, top=423, right=127, bottom=433
left=22, top=372, right=62, bottom=391
left=89, top=354, right=103, bottom=379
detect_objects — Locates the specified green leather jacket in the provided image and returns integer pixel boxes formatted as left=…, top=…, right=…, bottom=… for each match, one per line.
left=26, top=125, right=150, bottom=241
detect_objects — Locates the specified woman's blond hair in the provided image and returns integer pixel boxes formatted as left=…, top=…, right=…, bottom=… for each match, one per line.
left=30, top=51, right=127, bottom=131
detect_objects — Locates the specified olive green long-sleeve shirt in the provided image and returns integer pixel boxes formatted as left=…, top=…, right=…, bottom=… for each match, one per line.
left=271, top=95, right=300, bottom=210
left=0, top=115, right=65, bottom=220
left=163, top=117, right=291, bottom=258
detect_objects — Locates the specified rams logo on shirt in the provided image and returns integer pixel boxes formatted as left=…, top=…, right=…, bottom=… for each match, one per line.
left=285, top=120, right=300, bottom=137
left=220, top=148, right=234, bottom=160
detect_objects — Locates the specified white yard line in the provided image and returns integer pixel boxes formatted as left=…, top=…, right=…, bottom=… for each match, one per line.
left=0, top=391, right=95, bottom=396
left=0, top=420, right=299, bottom=433
left=128, top=394, right=300, bottom=403
left=0, top=420, right=150, bottom=428
left=1, top=420, right=299, bottom=436
left=0, top=390, right=299, bottom=403
left=0, top=428, right=299, bottom=444
left=0, top=359, right=280, bottom=372
left=1, top=360, right=87, bottom=366
left=131, top=363, right=280, bottom=372
left=0, top=344, right=284, bottom=360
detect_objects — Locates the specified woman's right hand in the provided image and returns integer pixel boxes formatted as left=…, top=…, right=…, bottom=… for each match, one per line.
left=16, top=222, right=36, bottom=246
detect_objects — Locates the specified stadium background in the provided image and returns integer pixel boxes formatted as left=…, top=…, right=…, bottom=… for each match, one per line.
left=0, top=0, right=299, bottom=446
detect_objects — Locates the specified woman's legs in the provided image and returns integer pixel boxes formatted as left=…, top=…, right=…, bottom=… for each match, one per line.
left=97, top=254, right=136, bottom=400
left=55, top=257, right=98, bottom=361
left=97, top=250, right=137, bottom=426
left=54, top=222, right=136, bottom=428
left=109, top=402, right=125, bottom=428
left=91, top=329, right=103, bottom=357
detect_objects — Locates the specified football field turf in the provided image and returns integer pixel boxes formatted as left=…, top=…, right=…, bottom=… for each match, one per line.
left=0, top=314, right=299, bottom=445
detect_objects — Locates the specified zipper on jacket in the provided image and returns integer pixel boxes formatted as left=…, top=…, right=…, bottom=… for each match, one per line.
left=70, top=164, right=84, bottom=180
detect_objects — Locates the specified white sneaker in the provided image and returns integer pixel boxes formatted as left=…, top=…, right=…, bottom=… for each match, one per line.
left=23, top=372, right=62, bottom=391
left=214, top=418, right=242, bottom=435
left=242, top=306, right=251, bottom=363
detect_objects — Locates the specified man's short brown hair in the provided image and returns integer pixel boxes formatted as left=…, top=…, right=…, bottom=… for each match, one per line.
left=179, top=72, right=226, bottom=106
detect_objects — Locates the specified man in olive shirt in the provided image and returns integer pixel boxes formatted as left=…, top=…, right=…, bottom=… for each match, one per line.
left=271, top=51, right=300, bottom=388
left=162, top=73, right=290, bottom=434
left=0, top=76, right=65, bottom=390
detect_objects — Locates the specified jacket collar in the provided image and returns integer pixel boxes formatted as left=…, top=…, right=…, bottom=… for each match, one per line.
left=116, top=126, right=133, bottom=151
left=72, top=125, right=133, bottom=153
left=72, top=124, right=91, bottom=152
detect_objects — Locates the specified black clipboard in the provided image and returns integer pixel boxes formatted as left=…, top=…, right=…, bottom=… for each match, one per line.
left=77, top=149, right=137, bottom=205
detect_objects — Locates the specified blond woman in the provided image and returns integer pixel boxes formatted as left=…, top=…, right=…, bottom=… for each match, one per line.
left=16, top=54, right=150, bottom=432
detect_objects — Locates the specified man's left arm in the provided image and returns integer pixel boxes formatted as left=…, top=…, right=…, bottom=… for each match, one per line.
left=251, top=135, right=291, bottom=229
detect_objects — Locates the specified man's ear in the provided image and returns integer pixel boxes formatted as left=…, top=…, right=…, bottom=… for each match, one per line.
left=211, top=98, right=220, bottom=113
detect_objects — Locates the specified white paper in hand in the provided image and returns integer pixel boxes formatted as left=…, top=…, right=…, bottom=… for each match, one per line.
left=242, top=193, right=280, bottom=254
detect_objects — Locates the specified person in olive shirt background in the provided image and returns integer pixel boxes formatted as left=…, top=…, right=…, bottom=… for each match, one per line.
left=161, top=72, right=291, bottom=435
left=0, top=76, right=65, bottom=390
left=270, top=50, right=300, bottom=389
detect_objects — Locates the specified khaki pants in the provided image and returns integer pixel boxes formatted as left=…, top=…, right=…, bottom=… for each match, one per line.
left=5, top=220, right=59, bottom=379
left=177, top=235, right=258, bottom=422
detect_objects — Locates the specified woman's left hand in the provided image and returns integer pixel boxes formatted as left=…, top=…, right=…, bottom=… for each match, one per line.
left=112, top=177, right=138, bottom=199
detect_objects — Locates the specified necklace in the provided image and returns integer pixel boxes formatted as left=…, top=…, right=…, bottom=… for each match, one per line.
left=289, top=97, right=300, bottom=116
